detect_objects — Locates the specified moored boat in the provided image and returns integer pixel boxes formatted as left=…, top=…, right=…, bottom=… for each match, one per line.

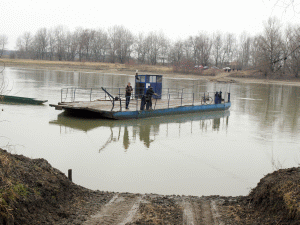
left=0, top=95, right=48, bottom=105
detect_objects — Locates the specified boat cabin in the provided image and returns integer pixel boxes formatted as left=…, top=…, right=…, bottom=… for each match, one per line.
left=135, top=74, right=162, bottom=99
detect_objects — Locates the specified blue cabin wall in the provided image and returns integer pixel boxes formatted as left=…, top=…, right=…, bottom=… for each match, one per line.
left=135, top=75, right=162, bottom=99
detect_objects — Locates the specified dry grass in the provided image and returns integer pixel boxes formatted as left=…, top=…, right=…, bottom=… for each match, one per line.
left=228, top=70, right=253, bottom=77
left=249, top=168, right=300, bottom=222
left=0, top=59, right=173, bottom=74
left=279, top=181, right=300, bottom=219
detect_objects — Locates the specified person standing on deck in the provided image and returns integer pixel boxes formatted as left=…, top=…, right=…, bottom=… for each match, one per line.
left=145, top=86, right=156, bottom=110
left=125, top=82, right=133, bottom=109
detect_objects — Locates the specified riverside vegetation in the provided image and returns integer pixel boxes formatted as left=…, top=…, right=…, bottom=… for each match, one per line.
left=7, top=17, right=300, bottom=79
left=2, top=58, right=300, bottom=84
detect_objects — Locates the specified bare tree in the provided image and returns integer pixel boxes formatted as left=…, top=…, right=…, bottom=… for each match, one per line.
left=107, top=26, right=119, bottom=63
left=237, top=32, right=252, bottom=69
left=53, top=26, right=67, bottom=61
left=272, top=0, right=298, bottom=11
left=16, top=32, right=33, bottom=59
left=48, top=28, right=56, bottom=60
left=158, top=33, right=170, bottom=65
left=90, top=29, right=109, bottom=62
left=74, top=27, right=85, bottom=62
left=193, top=33, right=212, bottom=66
left=0, top=35, right=8, bottom=58
left=223, top=33, right=237, bottom=66
left=145, top=31, right=162, bottom=65
left=77, top=28, right=94, bottom=61
left=65, top=30, right=79, bottom=61
left=107, top=25, right=135, bottom=63
left=280, top=25, right=293, bottom=76
left=287, top=25, right=300, bottom=77
left=183, top=38, right=193, bottom=63
left=117, top=27, right=134, bottom=63
left=33, top=28, right=48, bottom=60
left=212, top=32, right=224, bottom=67
left=256, top=17, right=283, bottom=75
left=169, top=39, right=184, bottom=64
left=135, top=33, right=148, bottom=64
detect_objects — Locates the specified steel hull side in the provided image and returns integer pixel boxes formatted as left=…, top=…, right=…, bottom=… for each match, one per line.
left=62, top=107, right=114, bottom=119
left=111, top=102, right=231, bottom=120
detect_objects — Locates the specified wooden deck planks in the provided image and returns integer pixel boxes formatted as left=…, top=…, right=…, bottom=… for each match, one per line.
left=56, top=99, right=203, bottom=112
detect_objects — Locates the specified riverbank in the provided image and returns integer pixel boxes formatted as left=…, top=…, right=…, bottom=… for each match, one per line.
left=1, top=149, right=299, bottom=224
left=2, top=58, right=300, bottom=87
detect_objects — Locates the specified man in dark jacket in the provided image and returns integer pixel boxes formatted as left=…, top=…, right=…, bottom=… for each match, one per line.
left=125, top=82, right=133, bottom=109
left=145, top=86, right=156, bottom=110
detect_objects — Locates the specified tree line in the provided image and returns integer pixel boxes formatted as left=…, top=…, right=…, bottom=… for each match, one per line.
left=2, top=17, right=300, bottom=77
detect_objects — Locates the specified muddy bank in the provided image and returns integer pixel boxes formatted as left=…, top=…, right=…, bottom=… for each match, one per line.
left=2, top=59, right=300, bottom=87
left=0, top=148, right=114, bottom=225
left=1, top=149, right=300, bottom=224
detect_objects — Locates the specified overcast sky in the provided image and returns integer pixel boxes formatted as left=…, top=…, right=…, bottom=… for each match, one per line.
left=1, top=0, right=299, bottom=50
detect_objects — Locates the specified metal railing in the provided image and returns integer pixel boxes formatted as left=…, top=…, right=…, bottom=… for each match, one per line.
left=60, top=87, right=230, bottom=111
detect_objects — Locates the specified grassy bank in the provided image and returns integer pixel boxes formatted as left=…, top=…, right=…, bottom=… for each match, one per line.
left=0, top=59, right=173, bottom=74
left=0, top=58, right=221, bottom=77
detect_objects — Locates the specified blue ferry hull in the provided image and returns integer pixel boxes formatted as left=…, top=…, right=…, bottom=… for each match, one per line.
left=63, top=102, right=231, bottom=120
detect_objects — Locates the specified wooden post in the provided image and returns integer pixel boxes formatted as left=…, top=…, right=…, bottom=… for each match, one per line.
left=68, top=169, right=72, bottom=181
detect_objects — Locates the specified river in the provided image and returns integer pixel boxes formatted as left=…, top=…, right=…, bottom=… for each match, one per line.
left=1, top=67, right=299, bottom=196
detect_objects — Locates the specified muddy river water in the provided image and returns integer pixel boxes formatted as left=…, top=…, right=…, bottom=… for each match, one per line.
left=1, top=67, right=299, bottom=196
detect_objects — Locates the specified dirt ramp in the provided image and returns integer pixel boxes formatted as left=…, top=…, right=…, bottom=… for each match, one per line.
left=83, top=193, right=143, bottom=225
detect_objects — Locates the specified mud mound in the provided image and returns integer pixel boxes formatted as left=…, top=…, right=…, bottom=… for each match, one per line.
left=0, top=149, right=112, bottom=225
left=247, top=167, right=300, bottom=224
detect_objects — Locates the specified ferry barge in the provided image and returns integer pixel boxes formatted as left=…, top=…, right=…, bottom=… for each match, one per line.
left=50, top=74, right=231, bottom=120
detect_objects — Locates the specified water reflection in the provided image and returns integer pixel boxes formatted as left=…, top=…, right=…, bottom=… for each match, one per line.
left=49, top=111, right=230, bottom=150
left=234, top=83, right=300, bottom=137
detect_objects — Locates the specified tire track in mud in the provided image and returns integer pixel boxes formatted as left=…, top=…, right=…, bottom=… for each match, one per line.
left=83, top=193, right=143, bottom=225
left=180, top=197, right=224, bottom=225
left=210, top=200, right=225, bottom=225
left=181, top=198, right=198, bottom=224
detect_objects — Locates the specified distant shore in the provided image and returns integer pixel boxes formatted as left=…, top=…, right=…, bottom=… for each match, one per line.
left=1, top=58, right=300, bottom=87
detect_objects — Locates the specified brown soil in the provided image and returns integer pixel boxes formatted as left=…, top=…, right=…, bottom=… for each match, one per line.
left=1, top=149, right=300, bottom=224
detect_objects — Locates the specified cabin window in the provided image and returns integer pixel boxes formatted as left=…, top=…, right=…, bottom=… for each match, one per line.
left=157, top=76, right=162, bottom=83
left=139, top=75, right=145, bottom=82
left=150, top=76, right=156, bottom=83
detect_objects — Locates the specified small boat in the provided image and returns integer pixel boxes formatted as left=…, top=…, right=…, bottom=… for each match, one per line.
left=0, top=95, right=48, bottom=105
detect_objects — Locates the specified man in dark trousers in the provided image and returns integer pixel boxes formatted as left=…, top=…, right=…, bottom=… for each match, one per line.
left=145, top=86, right=156, bottom=110
left=125, top=82, right=133, bottom=109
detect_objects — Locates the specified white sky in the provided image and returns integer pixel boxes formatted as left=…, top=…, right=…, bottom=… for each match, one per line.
left=1, top=0, right=300, bottom=50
